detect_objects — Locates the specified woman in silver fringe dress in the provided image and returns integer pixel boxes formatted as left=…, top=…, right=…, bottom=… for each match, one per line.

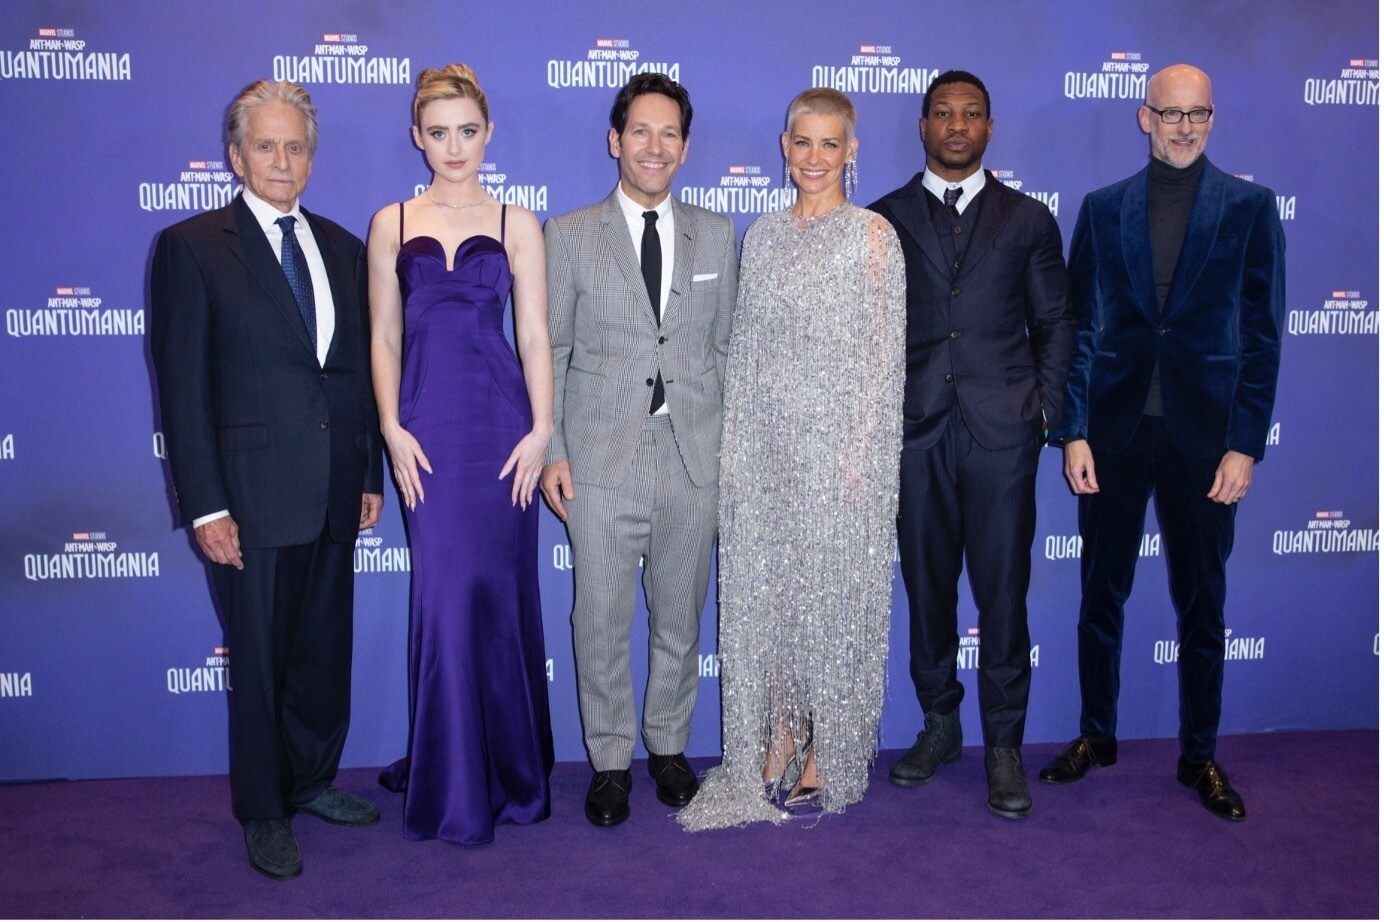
left=679, top=88, right=905, bottom=830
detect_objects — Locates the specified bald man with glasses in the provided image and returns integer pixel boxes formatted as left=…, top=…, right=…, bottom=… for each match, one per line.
left=1043, top=64, right=1285, bottom=821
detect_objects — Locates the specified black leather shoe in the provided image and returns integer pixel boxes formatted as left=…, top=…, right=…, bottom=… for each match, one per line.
left=1177, top=757, right=1247, bottom=821
left=889, top=709, right=961, bottom=787
left=648, top=753, right=699, bottom=807
left=1039, top=735, right=1117, bottom=783
left=985, top=747, right=1032, bottom=819
left=584, top=769, right=632, bottom=827
left=294, top=787, right=380, bottom=826
left=244, top=818, right=301, bottom=880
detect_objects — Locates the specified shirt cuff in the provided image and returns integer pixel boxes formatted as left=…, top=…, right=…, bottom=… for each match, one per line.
left=192, top=510, right=230, bottom=529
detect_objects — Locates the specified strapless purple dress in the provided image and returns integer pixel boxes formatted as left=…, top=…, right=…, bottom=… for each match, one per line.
left=379, top=203, right=553, bottom=845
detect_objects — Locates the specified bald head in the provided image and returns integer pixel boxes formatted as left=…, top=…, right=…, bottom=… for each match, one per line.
left=1139, top=63, right=1214, bottom=169
left=1147, top=64, right=1213, bottom=109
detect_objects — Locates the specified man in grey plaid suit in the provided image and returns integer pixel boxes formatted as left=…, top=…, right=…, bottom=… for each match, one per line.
left=541, top=74, right=737, bottom=827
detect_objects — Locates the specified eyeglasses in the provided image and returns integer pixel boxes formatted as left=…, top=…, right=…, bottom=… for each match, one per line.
left=1145, top=105, right=1214, bottom=125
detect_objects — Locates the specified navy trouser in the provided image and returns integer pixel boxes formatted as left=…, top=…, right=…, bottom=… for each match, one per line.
left=1077, top=415, right=1236, bottom=761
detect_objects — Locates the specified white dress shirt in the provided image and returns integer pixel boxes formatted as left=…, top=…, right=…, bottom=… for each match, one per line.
left=615, top=184, right=675, bottom=416
left=193, top=190, right=339, bottom=529
left=921, top=165, right=988, bottom=214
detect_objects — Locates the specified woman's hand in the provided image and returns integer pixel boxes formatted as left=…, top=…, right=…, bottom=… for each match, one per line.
left=383, top=422, right=432, bottom=511
left=500, top=428, right=550, bottom=509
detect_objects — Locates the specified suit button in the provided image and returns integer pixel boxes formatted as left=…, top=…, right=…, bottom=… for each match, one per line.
left=646, top=378, right=654, bottom=386
left=951, top=287, right=961, bottom=297
left=319, top=421, right=329, bottom=429
left=658, top=336, right=667, bottom=344
left=953, top=226, right=963, bottom=235
left=944, top=374, right=954, bottom=383
left=950, top=330, right=961, bottom=340
left=1157, top=325, right=1167, bottom=335
left=320, top=372, right=328, bottom=380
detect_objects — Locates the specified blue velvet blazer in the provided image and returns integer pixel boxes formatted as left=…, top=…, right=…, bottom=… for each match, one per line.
left=1053, top=159, right=1285, bottom=460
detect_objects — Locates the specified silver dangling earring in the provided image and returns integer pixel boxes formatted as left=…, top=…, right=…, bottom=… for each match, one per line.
left=784, top=159, right=793, bottom=188
left=844, top=159, right=858, bottom=199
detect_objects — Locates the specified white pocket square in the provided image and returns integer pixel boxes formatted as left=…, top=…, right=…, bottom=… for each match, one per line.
left=692, top=272, right=718, bottom=282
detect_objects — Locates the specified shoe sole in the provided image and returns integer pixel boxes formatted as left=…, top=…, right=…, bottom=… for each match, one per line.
left=584, top=804, right=630, bottom=827
left=889, top=749, right=962, bottom=787
left=1039, top=756, right=1117, bottom=785
left=988, top=802, right=1032, bottom=819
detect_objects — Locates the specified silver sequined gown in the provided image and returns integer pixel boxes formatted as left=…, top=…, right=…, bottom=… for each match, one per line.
left=679, top=204, right=906, bottom=830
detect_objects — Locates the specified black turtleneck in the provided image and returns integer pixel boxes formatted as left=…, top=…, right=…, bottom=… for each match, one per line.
left=1143, top=154, right=1205, bottom=417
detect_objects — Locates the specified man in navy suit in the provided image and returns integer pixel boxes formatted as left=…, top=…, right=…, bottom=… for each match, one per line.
left=870, top=71, right=1074, bottom=819
left=1041, top=65, right=1285, bottom=821
left=151, top=80, right=383, bottom=878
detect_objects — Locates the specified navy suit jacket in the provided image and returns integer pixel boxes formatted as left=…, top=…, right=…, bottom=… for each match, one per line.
left=150, top=195, right=382, bottom=548
left=1053, top=159, right=1286, bottom=460
left=870, top=172, right=1074, bottom=450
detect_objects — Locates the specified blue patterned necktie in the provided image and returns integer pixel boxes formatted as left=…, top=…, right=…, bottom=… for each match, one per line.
left=274, top=215, right=316, bottom=350
left=943, top=186, right=963, bottom=216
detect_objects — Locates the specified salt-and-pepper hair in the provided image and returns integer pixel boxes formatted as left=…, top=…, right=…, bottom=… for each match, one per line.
left=227, top=80, right=319, bottom=155
left=785, top=87, right=857, bottom=141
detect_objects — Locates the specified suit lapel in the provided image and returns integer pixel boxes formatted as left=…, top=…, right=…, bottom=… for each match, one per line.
left=302, top=206, right=346, bottom=364
left=956, top=173, right=1015, bottom=283
left=599, top=191, right=658, bottom=329
left=226, top=196, right=316, bottom=356
left=665, top=199, right=696, bottom=324
left=1163, top=160, right=1226, bottom=318
left=889, top=175, right=948, bottom=277
left=1120, top=166, right=1158, bottom=320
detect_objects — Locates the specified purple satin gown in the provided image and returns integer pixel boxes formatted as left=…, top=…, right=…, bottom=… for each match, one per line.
left=379, top=203, right=553, bottom=845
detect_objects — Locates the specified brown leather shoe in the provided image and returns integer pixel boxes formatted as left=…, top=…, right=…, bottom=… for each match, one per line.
left=1177, top=757, right=1247, bottom=821
left=1039, top=736, right=1117, bottom=783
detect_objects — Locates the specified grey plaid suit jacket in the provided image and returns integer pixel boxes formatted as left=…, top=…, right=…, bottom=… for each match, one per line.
left=546, top=189, right=738, bottom=489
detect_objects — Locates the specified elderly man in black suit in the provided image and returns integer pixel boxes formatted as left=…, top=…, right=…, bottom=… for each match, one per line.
left=151, top=80, right=383, bottom=879
left=870, top=70, right=1075, bottom=819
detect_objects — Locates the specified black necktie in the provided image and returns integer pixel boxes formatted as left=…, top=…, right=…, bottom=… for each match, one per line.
left=275, top=215, right=316, bottom=351
left=641, top=210, right=664, bottom=413
left=943, top=186, right=963, bottom=216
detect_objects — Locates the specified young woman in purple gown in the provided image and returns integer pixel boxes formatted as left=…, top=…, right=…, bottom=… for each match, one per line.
left=369, top=64, right=554, bottom=845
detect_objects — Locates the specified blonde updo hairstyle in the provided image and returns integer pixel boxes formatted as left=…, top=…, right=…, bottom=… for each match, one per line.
left=412, top=63, right=490, bottom=127
left=784, top=87, right=857, bottom=141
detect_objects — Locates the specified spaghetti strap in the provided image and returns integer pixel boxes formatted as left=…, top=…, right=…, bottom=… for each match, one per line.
left=500, top=203, right=507, bottom=245
left=398, top=201, right=405, bottom=246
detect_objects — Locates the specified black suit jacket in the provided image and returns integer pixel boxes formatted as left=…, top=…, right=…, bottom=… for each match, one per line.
left=151, top=195, right=382, bottom=548
left=870, top=172, right=1075, bottom=450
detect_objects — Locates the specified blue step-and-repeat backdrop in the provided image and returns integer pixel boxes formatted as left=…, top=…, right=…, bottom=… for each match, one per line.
left=0, top=0, right=1378, bottom=782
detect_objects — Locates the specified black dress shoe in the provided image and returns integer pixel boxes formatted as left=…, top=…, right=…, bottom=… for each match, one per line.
left=889, top=709, right=962, bottom=787
left=294, top=787, right=380, bottom=826
left=244, top=818, right=301, bottom=880
left=1177, top=757, right=1247, bottom=821
left=585, top=769, right=632, bottom=827
left=985, top=748, right=1032, bottom=819
left=647, top=753, right=699, bottom=807
left=1039, top=735, right=1117, bottom=784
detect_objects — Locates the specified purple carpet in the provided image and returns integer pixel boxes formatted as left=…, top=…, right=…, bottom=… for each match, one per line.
left=0, top=730, right=1375, bottom=918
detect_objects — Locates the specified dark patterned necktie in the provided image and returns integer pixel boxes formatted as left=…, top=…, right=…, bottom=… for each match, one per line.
left=943, top=186, right=963, bottom=216
left=641, top=210, right=664, bottom=413
left=275, top=215, right=316, bottom=351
